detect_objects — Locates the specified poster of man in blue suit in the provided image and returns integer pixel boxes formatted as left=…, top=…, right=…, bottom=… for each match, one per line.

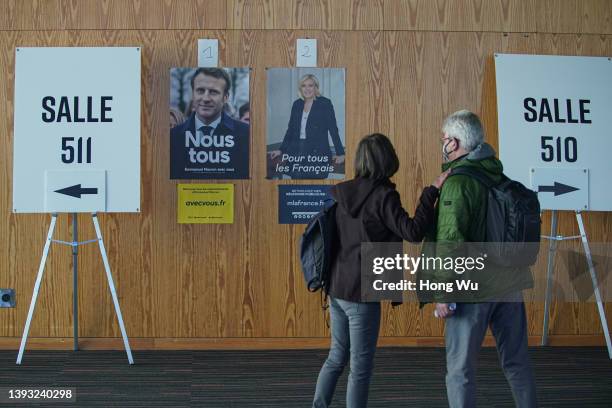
left=170, top=67, right=250, bottom=179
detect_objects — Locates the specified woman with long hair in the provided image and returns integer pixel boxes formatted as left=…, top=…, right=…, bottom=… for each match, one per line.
left=313, top=133, right=449, bottom=408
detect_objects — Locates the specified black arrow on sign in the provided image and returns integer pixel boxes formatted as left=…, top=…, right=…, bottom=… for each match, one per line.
left=538, top=182, right=580, bottom=196
left=54, top=184, right=99, bottom=199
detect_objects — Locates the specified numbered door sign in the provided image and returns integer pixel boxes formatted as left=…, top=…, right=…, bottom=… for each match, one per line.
left=297, top=39, right=317, bottom=67
left=198, top=39, right=219, bottom=67
left=495, top=54, right=612, bottom=211
left=12, top=47, right=141, bottom=213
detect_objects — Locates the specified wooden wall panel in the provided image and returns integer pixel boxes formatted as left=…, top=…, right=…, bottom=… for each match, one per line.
left=0, top=0, right=65, bottom=30
left=226, top=0, right=384, bottom=30
left=1, top=1, right=612, bottom=346
left=383, top=0, right=537, bottom=33
left=227, top=0, right=293, bottom=30
left=580, top=0, right=612, bottom=35
left=382, top=0, right=612, bottom=35
left=536, top=0, right=581, bottom=34
left=536, top=0, right=612, bottom=35
left=0, top=0, right=228, bottom=30
left=2, top=1, right=611, bottom=33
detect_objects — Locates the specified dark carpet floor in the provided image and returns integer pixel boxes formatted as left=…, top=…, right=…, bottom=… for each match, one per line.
left=0, top=347, right=610, bottom=407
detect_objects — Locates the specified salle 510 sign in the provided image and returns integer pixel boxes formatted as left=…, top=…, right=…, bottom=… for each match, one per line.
left=495, top=54, right=612, bottom=211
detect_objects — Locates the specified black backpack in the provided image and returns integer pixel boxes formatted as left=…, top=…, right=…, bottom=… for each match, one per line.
left=450, top=167, right=541, bottom=267
left=299, top=200, right=338, bottom=292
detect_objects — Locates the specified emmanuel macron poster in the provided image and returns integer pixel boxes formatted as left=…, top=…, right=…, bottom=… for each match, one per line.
left=170, top=67, right=250, bottom=179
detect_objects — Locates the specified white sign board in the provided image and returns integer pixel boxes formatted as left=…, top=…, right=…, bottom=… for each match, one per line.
left=197, top=39, right=219, bottom=67
left=297, top=39, right=317, bottom=67
left=13, top=47, right=141, bottom=213
left=495, top=54, right=612, bottom=211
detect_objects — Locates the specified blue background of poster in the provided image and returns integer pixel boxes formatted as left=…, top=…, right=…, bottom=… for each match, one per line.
left=278, top=185, right=333, bottom=224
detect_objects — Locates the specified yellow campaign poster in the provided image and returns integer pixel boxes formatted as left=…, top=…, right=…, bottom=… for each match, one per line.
left=178, top=184, right=234, bottom=224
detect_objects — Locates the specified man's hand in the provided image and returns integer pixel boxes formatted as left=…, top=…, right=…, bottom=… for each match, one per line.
left=333, top=155, right=345, bottom=165
left=269, top=150, right=282, bottom=160
left=435, top=303, right=455, bottom=319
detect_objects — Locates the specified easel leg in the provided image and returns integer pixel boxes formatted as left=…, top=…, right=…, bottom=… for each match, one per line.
left=542, top=210, right=558, bottom=346
left=91, top=214, right=134, bottom=364
left=17, top=214, right=58, bottom=364
left=575, top=212, right=612, bottom=359
left=72, top=213, right=78, bottom=352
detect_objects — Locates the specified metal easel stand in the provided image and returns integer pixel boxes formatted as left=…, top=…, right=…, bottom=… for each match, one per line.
left=16, top=213, right=134, bottom=365
left=541, top=210, right=612, bottom=359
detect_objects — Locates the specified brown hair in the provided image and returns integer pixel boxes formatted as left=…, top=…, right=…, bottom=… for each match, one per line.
left=354, top=133, right=400, bottom=180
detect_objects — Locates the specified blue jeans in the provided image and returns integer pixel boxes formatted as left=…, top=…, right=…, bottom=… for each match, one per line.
left=313, top=297, right=381, bottom=408
left=445, top=295, right=537, bottom=408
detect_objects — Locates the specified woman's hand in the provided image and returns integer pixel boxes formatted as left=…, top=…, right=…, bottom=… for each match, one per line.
left=432, top=169, right=451, bottom=189
left=269, top=150, right=282, bottom=160
left=333, top=155, right=345, bottom=164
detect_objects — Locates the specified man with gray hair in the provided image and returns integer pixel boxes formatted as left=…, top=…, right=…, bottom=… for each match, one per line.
left=425, top=110, right=537, bottom=407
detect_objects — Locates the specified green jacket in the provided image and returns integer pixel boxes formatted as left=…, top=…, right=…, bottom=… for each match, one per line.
left=418, top=143, right=534, bottom=304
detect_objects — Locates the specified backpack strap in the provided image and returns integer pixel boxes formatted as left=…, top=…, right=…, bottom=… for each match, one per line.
left=450, top=166, right=499, bottom=189
left=322, top=198, right=337, bottom=211
left=321, top=291, right=330, bottom=329
left=321, top=198, right=334, bottom=328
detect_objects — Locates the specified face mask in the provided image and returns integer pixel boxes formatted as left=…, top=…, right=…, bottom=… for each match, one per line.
left=442, top=138, right=455, bottom=162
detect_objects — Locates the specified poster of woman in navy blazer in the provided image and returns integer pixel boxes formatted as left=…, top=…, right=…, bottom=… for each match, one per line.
left=268, top=73, right=345, bottom=179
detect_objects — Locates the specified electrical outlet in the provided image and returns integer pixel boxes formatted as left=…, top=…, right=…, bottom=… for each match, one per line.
left=0, top=289, right=15, bottom=308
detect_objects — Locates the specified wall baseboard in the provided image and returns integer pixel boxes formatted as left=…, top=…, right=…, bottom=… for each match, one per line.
left=0, top=335, right=606, bottom=350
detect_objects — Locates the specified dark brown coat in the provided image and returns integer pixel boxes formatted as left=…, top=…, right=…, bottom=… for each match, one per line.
left=328, top=177, right=438, bottom=302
